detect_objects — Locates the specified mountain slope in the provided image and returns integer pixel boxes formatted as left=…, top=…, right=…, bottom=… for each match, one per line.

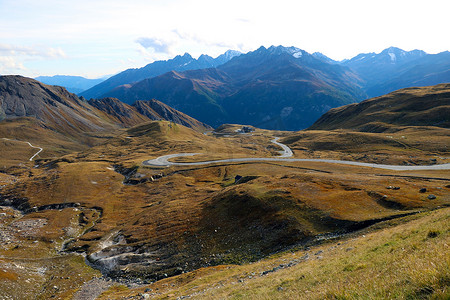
left=308, top=83, right=450, bottom=131
left=88, top=97, right=212, bottom=131
left=35, top=75, right=106, bottom=94
left=133, top=99, right=212, bottom=131
left=105, top=46, right=366, bottom=130
left=86, top=97, right=151, bottom=127
left=0, top=75, right=117, bottom=136
left=80, top=50, right=241, bottom=99
left=105, top=68, right=233, bottom=126
left=0, top=76, right=211, bottom=147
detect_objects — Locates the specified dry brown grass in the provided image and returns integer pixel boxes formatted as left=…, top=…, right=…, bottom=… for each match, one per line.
left=0, top=269, right=18, bottom=281
left=99, top=207, right=450, bottom=299
left=0, top=120, right=448, bottom=298
left=283, top=127, right=450, bottom=165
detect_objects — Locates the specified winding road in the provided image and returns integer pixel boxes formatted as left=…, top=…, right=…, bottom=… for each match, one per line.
left=143, top=137, right=450, bottom=171
left=2, top=138, right=43, bottom=161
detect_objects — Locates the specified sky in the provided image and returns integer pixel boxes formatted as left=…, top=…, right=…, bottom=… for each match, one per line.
left=0, top=0, right=449, bottom=78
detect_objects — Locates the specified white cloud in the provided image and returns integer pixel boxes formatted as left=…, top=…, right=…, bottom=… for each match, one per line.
left=0, top=43, right=66, bottom=75
left=0, top=57, right=26, bottom=74
left=171, top=29, right=243, bottom=54
left=0, top=43, right=66, bottom=58
left=135, top=37, right=173, bottom=54
left=1, top=0, right=449, bottom=76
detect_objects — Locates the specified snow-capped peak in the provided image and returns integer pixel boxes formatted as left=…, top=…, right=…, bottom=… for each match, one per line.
left=388, top=52, right=397, bottom=62
left=223, top=50, right=242, bottom=60
left=293, top=51, right=303, bottom=58
left=268, top=46, right=304, bottom=58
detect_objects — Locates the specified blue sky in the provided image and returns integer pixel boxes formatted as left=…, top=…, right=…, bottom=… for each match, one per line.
left=1, top=0, right=449, bottom=78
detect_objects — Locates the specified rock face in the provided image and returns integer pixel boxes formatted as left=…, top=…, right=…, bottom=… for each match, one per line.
left=308, top=83, right=450, bottom=132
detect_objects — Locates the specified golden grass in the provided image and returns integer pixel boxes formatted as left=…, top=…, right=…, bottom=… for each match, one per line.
left=101, top=207, right=450, bottom=299
left=1, top=120, right=449, bottom=298
left=0, top=269, right=18, bottom=281
left=283, top=127, right=450, bottom=165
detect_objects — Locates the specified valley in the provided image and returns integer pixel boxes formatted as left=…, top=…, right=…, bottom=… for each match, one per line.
left=0, top=69, right=449, bottom=299
left=3, top=0, right=450, bottom=297
left=0, top=116, right=448, bottom=299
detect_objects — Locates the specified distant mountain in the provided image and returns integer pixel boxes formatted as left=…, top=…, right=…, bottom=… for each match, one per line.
left=341, top=47, right=426, bottom=89
left=80, top=50, right=241, bottom=99
left=364, top=51, right=450, bottom=97
left=340, top=47, right=450, bottom=97
left=0, top=75, right=211, bottom=141
left=308, top=83, right=450, bottom=132
left=35, top=75, right=106, bottom=94
left=105, top=45, right=366, bottom=130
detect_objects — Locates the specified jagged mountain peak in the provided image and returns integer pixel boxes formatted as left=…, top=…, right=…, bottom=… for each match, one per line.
left=382, top=46, right=404, bottom=53
left=221, top=49, right=242, bottom=58
left=214, top=49, right=242, bottom=64
left=379, top=47, right=426, bottom=63
left=265, top=45, right=306, bottom=58
left=80, top=49, right=240, bottom=99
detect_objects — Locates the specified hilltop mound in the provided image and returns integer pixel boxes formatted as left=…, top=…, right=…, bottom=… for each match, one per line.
left=309, top=84, right=450, bottom=132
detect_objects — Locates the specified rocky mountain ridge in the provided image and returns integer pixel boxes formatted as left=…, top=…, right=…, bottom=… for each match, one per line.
left=80, top=50, right=241, bottom=99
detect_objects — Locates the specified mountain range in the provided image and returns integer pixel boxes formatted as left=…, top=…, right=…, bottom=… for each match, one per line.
left=33, top=46, right=450, bottom=131
left=35, top=75, right=108, bottom=94
left=72, top=46, right=449, bottom=130
left=103, top=46, right=366, bottom=129
left=80, top=50, right=241, bottom=99
left=339, top=47, right=450, bottom=97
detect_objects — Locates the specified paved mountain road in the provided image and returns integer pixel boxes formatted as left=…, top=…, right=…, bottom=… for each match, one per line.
left=143, top=137, right=450, bottom=171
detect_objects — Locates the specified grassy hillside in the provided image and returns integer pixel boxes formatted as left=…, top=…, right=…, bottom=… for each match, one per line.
left=99, top=207, right=450, bottom=299
left=309, top=84, right=450, bottom=131
left=0, top=82, right=449, bottom=298
left=1, top=121, right=448, bottom=297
